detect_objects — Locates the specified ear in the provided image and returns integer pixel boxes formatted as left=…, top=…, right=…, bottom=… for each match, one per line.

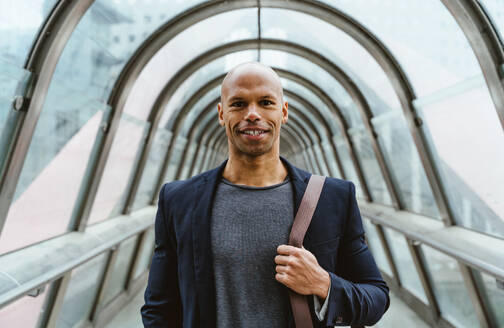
left=281, top=101, right=288, bottom=124
left=218, top=103, right=225, bottom=126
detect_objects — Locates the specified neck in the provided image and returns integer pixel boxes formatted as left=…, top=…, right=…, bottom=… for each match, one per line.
left=222, top=148, right=288, bottom=187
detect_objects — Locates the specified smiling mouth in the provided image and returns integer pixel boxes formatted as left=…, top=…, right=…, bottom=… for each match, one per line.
left=240, top=130, right=268, bottom=136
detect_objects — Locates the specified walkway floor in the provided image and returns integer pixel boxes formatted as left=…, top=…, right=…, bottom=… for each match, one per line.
left=106, top=287, right=429, bottom=327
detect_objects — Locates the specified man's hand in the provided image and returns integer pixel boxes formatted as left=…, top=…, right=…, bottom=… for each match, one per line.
left=275, top=245, right=330, bottom=300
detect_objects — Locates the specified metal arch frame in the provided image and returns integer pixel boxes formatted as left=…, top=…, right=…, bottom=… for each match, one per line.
left=170, top=67, right=346, bottom=179
left=0, top=0, right=95, bottom=238
left=283, top=90, right=339, bottom=177
left=100, top=0, right=449, bottom=223
left=276, top=69, right=359, bottom=182
left=133, top=38, right=392, bottom=210
left=176, top=98, right=302, bottom=181
left=441, top=0, right=504, bottom=131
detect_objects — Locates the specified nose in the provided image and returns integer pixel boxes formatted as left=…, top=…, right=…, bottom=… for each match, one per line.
left=244, top=103, right=261, bottom=122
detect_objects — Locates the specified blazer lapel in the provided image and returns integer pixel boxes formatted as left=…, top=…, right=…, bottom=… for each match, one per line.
left=192, top=159, right=228, bottom=327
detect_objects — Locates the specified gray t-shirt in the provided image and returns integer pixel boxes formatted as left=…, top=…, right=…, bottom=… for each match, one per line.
left=210, top=176, right=294, bottom=328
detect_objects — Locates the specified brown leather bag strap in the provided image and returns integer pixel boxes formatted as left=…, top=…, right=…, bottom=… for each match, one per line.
left=288, top=174, right=326, bottom=328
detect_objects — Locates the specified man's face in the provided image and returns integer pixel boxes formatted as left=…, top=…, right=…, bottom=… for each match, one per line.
left=218, top=64, right=288, bottom=157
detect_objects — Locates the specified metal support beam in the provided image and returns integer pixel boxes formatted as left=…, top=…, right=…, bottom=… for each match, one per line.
left=441, top=0, right=504, bottom=131
left=0, top=0, right=95, bottom=237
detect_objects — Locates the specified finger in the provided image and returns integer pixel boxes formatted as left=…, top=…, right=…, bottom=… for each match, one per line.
left=275, top=273, right=288, bottom=284
left=277, top=244, right=299, bottom=255
left=274, top=255, right=290, bottom=265
left=275, top=265, right=289, bottom=273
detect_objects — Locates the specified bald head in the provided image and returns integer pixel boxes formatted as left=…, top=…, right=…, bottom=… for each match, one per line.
left=220, top=62, right=284, bottom=103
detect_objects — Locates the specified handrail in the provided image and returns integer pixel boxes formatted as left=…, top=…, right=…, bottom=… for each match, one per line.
left=0, top=206, right=156, bottom=308
left=359, top=201, right=504, bottom=281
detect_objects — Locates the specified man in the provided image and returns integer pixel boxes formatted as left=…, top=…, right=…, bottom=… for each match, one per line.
left=141, top=62, right=390, bottom=327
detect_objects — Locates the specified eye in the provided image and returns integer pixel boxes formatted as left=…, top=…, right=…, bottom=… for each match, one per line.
left=260, top=99, right=274, bottom=106
left=230, top=101, right=245, bottom=108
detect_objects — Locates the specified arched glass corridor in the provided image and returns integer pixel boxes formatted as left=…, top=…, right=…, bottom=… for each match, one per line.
left=0, top=1, right=503, bottom=327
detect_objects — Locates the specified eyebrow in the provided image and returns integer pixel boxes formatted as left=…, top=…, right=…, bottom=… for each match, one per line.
left=227, top=94, right=277, bottom=102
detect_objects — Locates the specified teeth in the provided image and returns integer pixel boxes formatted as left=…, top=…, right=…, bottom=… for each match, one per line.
left=243, top=130, right=264, bottom=136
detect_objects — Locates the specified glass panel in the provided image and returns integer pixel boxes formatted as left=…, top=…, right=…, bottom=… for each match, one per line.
left=321, top=141, right=342, bottom=178
left=0, top=284, right=49, bottom=327
left=481, top=0, right=504, bottom=42
left=132, top=128, right=172, bottom=211
left=124, top=9, right=258, bottom=121
left=333, top=136, right=364, bottom=199
left=179, top=142, right=199, bottom=179
left=0, top=100, right=108, bottom=255
left=48, top=0, right=207, bottom=120
left=415, top=76, right=504, bottom=238
left=57, top=253, right=108, bottom=328
left=281, top=78, right=341, bottom=136
left=382, top=228, right=428, bottom=304
left=163, top=136, right=187, bottom=182
left=179, top=87, right=221, bottom=138
left=87, top=114, right=150, bottom=226
left=0, top=0, right=57, bottom=67
left=160, top=51, right=258, bottom=128
left=318, top=0, right=482, bottom=97
left=477, top=270, right=504, bottom=326
left=421, top=245, right=478, bottom=327
left=350, top=128, right=392, bottom=206
left=262, top=8, right=401, bottom=114
left=0, top=64, right=32, bottom=168
left=133, top=228, right=155, bottom=280
left=362, top=219, right=392, bottom=276
left=102, top=235, right=138, bottom=305
left=260, top=50, right=361, bottom=128
left=371, top=110, right=440, bottom=219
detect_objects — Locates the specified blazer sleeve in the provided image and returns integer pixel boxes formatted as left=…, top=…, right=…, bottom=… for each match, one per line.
left=141, top=183, right=182, bottom=327
left=321, top=181, right=390, bottom=327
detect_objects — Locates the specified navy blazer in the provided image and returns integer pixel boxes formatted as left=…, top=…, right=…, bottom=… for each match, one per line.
left=141, top=157, right=390, bottom=327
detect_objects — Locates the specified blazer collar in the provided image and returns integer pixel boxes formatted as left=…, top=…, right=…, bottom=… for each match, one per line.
left=191, top=156, right=310, bottom=327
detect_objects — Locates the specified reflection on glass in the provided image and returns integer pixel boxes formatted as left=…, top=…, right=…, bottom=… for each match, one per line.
left=262, top=8, right=400, bottom=114
left=102, top=235, right=138, bottom=306
left=372, top=111, right=440, bottom=219
left=0, top=284, right=48, bottom=327
left=0, top=0, right=57, bottom=67
left=422, top=245, right=478, bottom=327
left=362, top=219, right=392, bottom=277
left=416, top=77, right=504, bottom=238
left=0, top=100, right=108, bottom=255
left=350, top=129, right=392, bottom=206
left=87, top=114, right=150, bottom=225
left=57, top=253, right=108, bottom=328
left=476, top=270, right=504, bottom=326
left=382, top=228, right=428, bottom=304
left=132, top=128, right=172, bottom=211
left=319, top=0, right=481, bottom=97
left=133, top=228, right=155, bottom=280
